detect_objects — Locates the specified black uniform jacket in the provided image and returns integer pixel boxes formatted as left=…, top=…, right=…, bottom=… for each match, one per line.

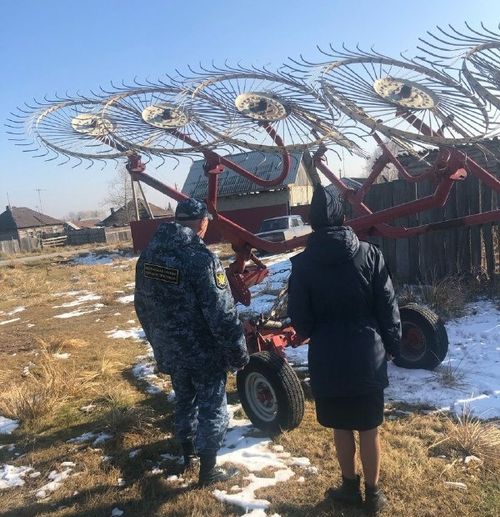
left=288, top=226, right=401, bottom=398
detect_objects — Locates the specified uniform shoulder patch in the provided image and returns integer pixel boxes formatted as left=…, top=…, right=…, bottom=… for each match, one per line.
left=144, top=262, right=180, bottom=284
left=214, top=267, right=227, bottom=289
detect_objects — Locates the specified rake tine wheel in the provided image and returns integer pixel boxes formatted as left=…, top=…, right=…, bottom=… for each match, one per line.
left=298, top=48, right=491, bottom=148
left=185, top=66, right=367, bottom=156
left=8, top=97, right=129, bottom=166
left=418, top=24, right=500, bottom=111
left=99, top=83, right=228, bottom=157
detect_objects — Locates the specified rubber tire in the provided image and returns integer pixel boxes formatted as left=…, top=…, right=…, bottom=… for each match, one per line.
left=394, top=303, right=448, bottom=370
left=237, top=351, right=305, bottom=434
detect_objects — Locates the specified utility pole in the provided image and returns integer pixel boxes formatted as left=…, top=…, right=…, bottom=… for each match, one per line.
left=35, top=188, right=47, bottom=213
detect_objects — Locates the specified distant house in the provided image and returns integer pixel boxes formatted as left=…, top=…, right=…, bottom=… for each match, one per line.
left=68, top=218, right=101, bottom=230
left=100, top=199, right=173, bottom=227
left=182, top=150, right=318, bottom=241
left=0, top=206, right=64, bottom=242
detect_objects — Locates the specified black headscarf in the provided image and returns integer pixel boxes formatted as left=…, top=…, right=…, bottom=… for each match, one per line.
left=309, top=184, right=345, bottom=230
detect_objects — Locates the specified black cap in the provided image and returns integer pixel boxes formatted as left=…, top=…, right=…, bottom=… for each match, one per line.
left=175, top=198, right=212, bottom=221
left=309, top=184, right=345, bottom=230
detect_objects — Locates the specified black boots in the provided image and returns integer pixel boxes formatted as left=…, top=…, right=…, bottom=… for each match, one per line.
left=326, top=476, right=388, bottom=513
left=364, top=484, right=388, bottom=515
left=198, top=452, right=237, bottom=487
left=326, top=475, right=363, bottom=506
left=181, top=441, right=198, bottom=472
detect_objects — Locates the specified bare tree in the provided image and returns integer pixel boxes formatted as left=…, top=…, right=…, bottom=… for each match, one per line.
left=101, top=167, right=135, bottom=220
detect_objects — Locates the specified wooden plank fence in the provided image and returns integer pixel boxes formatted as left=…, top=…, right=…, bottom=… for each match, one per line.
left=364, top=173, right=499, bottom=283
left=41, top=235, right=67, bottom=248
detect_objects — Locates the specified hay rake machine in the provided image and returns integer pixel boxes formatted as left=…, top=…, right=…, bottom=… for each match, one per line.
left=8, top=24, right=500, bottom=433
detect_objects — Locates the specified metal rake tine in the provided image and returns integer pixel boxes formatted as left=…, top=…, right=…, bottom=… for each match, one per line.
left=463, top=21, right=493, bottom=42
left=480, top=22, right=500, bottom=39
left=24, top=101, right=39, bottom=110
left=432, top=25, right=470, bottom=46
left=172, top=155, right=181, bottom=170
left=58, top=154, right=71, bottom=166
left=180, top=66, right=195, bottom=79
left=53, top=92, right=66, bottom=102
left=355, top=43, right=367, bottom=56
left=8, top=110, right=27, bottom=119
left=98, top=84, right=112, bottom=95
left=42, top=149, right=58, bottom=161
left=445, top=24, right=483, bottom=44
left=416, top=45, right=450, bottom=61
left=419, top=34, right=458, bottom=53
left=155, top=153, right=166, bottom=169
left=371, top=45, right=386, bottom=58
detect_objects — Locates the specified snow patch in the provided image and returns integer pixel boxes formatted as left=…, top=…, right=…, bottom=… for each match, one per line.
left=54, top=304, right=104, bottom=319
left=117, top=294, right=134, bottom=304
left=0, top=464, right=34, bottom=490
left=387, top=301, right=500, bottom=419
left=0, top=318, right=20, bottom=326
left=53, top=293, right=101, bottom=308
left=68, top=431, right=112, bottom=446
left=72, top=252, right=124, bottom=265
left=214, top=469, right=294, bottom=513
left=35, top=465, right=74, bottom=498
left=106, top=327, right=145, bottom=341
left=0, top=416, right=19, bottom=434
left=53, top=353, right=71, bottom=360
left=7, top=306, right=25, bottom=316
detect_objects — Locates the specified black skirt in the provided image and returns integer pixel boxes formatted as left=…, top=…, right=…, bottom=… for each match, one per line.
left=315, top=390, right=384, bottom=431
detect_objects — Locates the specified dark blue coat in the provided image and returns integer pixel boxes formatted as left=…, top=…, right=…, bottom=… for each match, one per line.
left=288, top=226, right=401, bottom=397
left=134, top=222, right=249, bottom=380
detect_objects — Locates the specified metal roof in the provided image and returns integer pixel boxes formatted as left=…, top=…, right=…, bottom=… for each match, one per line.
left=182, top=151, right=303, bottom=198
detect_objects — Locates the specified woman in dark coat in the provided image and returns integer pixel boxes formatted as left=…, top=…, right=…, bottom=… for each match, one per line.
left=288, top=184, right=401, bottom=514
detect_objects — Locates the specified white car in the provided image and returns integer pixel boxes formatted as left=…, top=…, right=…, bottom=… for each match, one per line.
left=255, top=215, right=312, bottom=244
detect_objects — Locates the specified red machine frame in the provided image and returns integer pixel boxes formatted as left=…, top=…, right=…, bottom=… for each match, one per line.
left=126, top=114, right=500, bottom=314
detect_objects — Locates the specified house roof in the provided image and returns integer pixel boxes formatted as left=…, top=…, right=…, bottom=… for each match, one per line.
left=399, top=137, right=500, bottom=175
left=182, top=151, right=304, bottom=199
left=100, top=200, right=173, bottom=227
left=0, top=206, right=63, bottom=231
left=70, top=219, right=101, bottom=229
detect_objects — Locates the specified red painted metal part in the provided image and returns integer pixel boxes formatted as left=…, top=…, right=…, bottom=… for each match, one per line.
left=124, top=108, right=500, bottom=366
left=243, top=319, right=303, bottom=358
left=128, top=106, right=500, bottom=308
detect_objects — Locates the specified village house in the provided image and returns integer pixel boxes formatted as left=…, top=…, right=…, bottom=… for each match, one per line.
left=0, top=206, right=65, bottom=250
left=100, top=199, right=173, bottom=228
left=181, top=150, right=318, bottom=242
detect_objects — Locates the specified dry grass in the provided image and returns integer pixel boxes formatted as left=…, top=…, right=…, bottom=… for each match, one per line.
left=430, top=410, right=500, bottom=470
left=435, top=360, right=466, bottom=389
left=0, top=349, right=101, bottom=423
left=1, top=257, right=499, bottom=516
left=398, top=274, right=470, bottom=320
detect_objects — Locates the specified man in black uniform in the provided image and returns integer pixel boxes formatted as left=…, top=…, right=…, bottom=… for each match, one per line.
left=288, top=185, right=401, bottom=514
left=134, top=198, right=249, bottom=486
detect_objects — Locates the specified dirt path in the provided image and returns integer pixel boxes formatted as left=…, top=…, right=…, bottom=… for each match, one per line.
left=0, top=247, right=95, bottom=267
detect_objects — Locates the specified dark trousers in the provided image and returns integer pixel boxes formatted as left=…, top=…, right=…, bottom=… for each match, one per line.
left=170, top=370, right=229, bottom=454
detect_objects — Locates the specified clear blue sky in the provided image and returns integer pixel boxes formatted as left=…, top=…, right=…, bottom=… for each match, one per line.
left=1, top=0, right=499, bottom=218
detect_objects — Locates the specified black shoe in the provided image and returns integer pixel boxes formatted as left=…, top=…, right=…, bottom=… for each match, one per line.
left=198, top=453, right=237, bottom=487
left=326, top=475, right=363, bottom=506
left=364, top=484, right=388, bottom=515
left=181, top=441, right=198, bottom=472
left=198, top=465, right=238, bottom=487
